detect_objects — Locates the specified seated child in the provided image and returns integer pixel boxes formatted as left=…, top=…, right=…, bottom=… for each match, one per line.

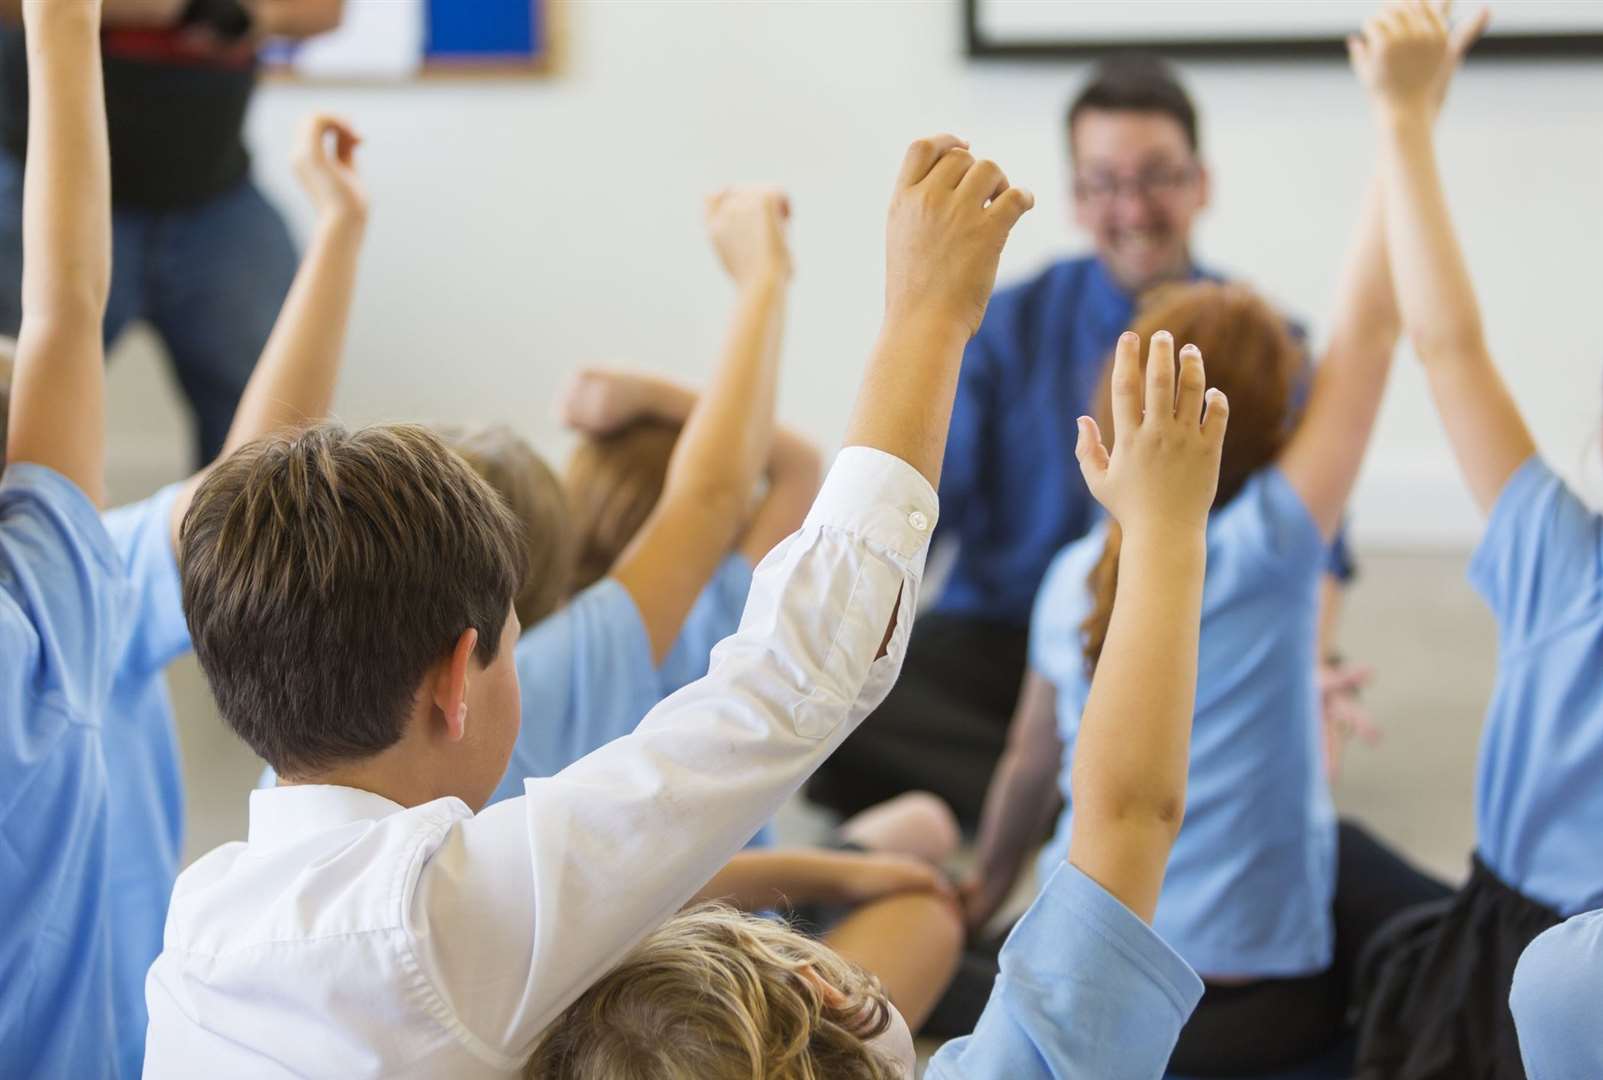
left=142, top=131, right=1034, bottom=1074
left=1, top=109, right=364, bottom=1075
left=1509, top=910, right=1603, bottom=1080
left=523, top=330, right=1224, bottom=1080
left=1347, top=4, right=1603, bottom=1077
left=1, top=5, right=137, bottom=1073
left=960, top=7, right=1475, bottom=1071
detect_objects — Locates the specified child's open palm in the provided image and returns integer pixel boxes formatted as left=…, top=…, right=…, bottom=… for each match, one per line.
left=1076, top=332, right=1228, bottom=539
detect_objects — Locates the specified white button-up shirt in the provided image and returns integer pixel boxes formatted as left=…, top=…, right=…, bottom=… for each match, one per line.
left=143, top=448, right=937, bottom=1079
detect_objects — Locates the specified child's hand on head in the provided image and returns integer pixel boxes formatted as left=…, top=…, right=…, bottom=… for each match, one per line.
left=556, top=368, right=656, bottom=435
left=705, top=187, right=791, bottom=286
left=292, top=113, right=367, bottom=224
left=1075, top=332, right=1228, bottom=540
left=884, top=134, right=1034, bottom=340
left=1349, top=1, right=1487, bottom=119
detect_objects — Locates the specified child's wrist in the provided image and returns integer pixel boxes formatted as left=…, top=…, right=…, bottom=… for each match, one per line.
left=879, top=308, right=972, bottom=357
left=1376, top=101, right=1433, bottom=136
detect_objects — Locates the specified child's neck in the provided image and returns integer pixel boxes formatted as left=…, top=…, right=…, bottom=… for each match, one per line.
left=286, top=733, right=447, bottom=811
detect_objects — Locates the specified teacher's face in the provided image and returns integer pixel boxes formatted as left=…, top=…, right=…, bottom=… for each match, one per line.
left=1070, top=109, right=1209, bottom=294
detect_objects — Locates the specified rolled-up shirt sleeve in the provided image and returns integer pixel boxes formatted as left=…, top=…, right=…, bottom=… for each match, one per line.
left=412, top=447, right=939, bottom=1057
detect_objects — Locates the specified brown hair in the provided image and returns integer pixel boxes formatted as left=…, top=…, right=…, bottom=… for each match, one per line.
left=440, top=424, right=575, bottom=628
left=0, top=337, right=15, bottom=469
left=1080, top=282, right=1298, bottom=668
left=1067, top=53, right=1199, bottom=154
left=563, top=419, right=681, bottom=592
left=179, top=422, right=524, bottom=776
left=525, top=904, right=901, bottom=1080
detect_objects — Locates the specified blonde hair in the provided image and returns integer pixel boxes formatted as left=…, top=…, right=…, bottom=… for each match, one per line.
left=1081, top=282, right=1298, bottom=669
left=563, top=419, right=681, bottom=592
left=440, top=425, right=575, bottom=628
left=525, top=904, right=902, bottom=1080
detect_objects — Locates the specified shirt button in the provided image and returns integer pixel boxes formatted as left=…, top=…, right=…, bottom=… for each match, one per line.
left=908, top=510, right=929, bottom=532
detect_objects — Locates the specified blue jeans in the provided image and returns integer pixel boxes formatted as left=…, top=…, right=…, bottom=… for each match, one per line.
left=0, top=152, right=298, bottom=467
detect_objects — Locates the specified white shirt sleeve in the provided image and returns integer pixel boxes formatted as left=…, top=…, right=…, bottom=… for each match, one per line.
left=409, top=447, right=939, bottom=1057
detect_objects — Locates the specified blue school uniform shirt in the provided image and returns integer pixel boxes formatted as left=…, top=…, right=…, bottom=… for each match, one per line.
left=487, top=554, right=774, bottom=846
left=934, top=255, right=1342, bottom=628
left=925, top=862, right=1204, bottom=1079
left=1031, top=467, right=1337, bottom=978
left=0, top=464, right=128, bottom=1078
left=1510, top=908, right=1603, bottom=1080
left=1468, top=457, right=1603, bottom=915
left=101, top=484, right=190, bottom=1078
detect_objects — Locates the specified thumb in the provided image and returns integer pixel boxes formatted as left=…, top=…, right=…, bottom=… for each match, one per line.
left=1449, top=6, right=1491, bottom=59
left=1075, top=416, right=1110, bottom=488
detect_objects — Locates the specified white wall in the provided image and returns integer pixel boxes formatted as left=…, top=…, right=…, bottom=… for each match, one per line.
left=107, top=0, right=1603, bottom=546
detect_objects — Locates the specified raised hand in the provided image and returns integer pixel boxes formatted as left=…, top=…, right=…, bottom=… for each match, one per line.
left=705, top=187, right=791, bottom=286
left=556, top=368, right=660, bottom=436
left=884, top=134, right=1034, bottom=339
left=1349, top=0, right=1487, bottom=119
left=292, top=113, right=367, bottom=223
left=1075, top=332, right=1228, bottom=540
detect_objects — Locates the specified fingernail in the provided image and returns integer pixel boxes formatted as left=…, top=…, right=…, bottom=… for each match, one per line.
left=1155, top=330, right=1172, bottom=341
left=1120, top=331, right=1138, bottom=343
left=1182, top=344, right=1200, bottom=356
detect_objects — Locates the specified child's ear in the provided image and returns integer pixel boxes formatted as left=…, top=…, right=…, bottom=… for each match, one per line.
left=433, top=628, right=479, bottom=741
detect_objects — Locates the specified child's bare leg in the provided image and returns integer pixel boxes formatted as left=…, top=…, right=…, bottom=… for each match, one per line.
left=823, top=891, right=963, bottom=1032
left=838, top=791, right=961, bottom=863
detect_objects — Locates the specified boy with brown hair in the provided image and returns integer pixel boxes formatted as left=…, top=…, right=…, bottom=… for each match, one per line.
left=145, top=132, right=1033, bottom=1075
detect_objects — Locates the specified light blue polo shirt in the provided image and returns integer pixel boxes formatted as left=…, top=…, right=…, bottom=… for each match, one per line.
left=1031, top=467, right=1336, bottom=978
left=926, top=862, right=1203, bottom=1078
left=1511, top=908, right=1603, bottom=1079
left=101, top=484, right=190, bottom=1078
left=0, top=464, right=128, bottom=1078
left=1468, top=457, right=1603, bottom=915
left=487, top=555, right=773, bottom=846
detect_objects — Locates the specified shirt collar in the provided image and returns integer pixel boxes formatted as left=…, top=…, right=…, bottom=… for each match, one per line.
left=247, top=784, right=409, bottom=849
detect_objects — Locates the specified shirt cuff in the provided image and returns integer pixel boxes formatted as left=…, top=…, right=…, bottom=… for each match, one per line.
left=804, top=447, right=939, bottom=563
left=1005, top=863, right=1204, bottom=1021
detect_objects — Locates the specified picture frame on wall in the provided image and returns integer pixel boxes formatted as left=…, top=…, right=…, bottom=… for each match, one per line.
left=965, top=0, right=1603, bottom=59
left=266, top=0, right=554, bottom=81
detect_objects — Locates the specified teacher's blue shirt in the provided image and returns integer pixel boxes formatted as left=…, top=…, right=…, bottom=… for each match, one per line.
left=935, top=255, right=1338, bottom=627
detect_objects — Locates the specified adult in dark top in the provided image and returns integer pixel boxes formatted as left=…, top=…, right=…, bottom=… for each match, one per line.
left=808, top=56, right=1358, bottom=827
left=0, top=0, right=344, bottom=466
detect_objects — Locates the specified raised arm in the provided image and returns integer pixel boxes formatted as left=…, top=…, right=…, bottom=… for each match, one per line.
left=1369, top=2, right=1529, bottom=514
left=610, top=191, right=790, bottom=662
left=960, top=669, right=1064, bottom=932
left=1275, top=173, right=1399, bottom=540
left=5, top=0, right=111, bottom=504
left=842, top=136, right=1033, bottom=486
left=1066, top=333, right=1225, bottom=921
left=560, top=369, right=823, bottom=566
left=429, top=134, right=1033, bottom=1050
left=167, top=113, right=367, bottom=543
left=0, top=0, right=178, bottom=25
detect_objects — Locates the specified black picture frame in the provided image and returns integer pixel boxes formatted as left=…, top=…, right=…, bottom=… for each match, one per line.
left=963, top=0, right=1603, bottom=59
